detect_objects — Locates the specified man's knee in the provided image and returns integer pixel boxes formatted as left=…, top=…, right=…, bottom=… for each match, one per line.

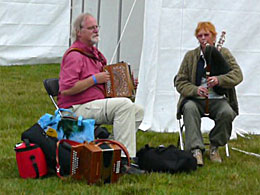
left=112, top=98, right=135, bottom=112
left=135, top=104, right=144, bottom=121
left=135, top=104, right=144, bottom=113
left=121, top=98, right=134, bottom=107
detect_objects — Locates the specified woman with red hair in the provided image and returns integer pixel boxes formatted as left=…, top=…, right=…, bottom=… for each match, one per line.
left=175, top=22, right=243, bottom=166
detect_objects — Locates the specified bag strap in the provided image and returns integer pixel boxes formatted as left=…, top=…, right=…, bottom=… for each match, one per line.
left=24, top=138, right=30, bottom=148
left=30, top=155, right=40, bottom=178
left=25, top=139, right=40, bottom=179
left=67, top=48, right=107, bottom=65
left=95, top=139, right=131, bottom=166
left=56, top=140, right=64, bottom=179
left=68, top=48, right=98, bottom=60
left=77, top=115, right=83, bottom=126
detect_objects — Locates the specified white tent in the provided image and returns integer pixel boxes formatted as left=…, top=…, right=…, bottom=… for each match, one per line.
left=0, top=0, right=144, bottom=77
left=136, top=0, right=260, bottom=134
left=1, top=0, right=260, bottom=134
left=0, top=0, right=70, bottom=65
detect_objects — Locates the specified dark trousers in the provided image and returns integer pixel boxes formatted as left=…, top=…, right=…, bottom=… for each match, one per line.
left=182, top=99, right=236, bottom=151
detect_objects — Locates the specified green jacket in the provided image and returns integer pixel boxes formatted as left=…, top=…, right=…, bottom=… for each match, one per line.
left=175, top=46, right=243, bottom=119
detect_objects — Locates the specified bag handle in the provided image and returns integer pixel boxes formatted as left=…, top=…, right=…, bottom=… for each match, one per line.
left=77, top=115, right=83, bottom=126
left=24, top=138, right=31, bottom=148
left=95, top=139, right=131, bottom=166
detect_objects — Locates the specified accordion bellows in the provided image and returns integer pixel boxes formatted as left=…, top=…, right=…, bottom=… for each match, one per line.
left=70, top=142, right=122, bottom=184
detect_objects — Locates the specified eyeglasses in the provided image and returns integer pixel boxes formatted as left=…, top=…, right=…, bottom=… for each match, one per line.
left=81, top=25, right=100, bottom=31
left=197, top=33, right=210, bottom=38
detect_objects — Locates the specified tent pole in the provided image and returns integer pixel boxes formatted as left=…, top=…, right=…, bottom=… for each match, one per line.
left=69, top=0, right=73, bottom=46
left=97, top=0, right=101, bottom=23
left=117, top=0, right=122, bottom=63
left=82, top=0, right=84, bottom=13
left=96, top=0, right=101, bottom=49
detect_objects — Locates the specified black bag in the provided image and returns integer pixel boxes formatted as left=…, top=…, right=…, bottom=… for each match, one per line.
left=21, top=123, right=72, bottom=176
left=136, top=144, right=197, bottom=173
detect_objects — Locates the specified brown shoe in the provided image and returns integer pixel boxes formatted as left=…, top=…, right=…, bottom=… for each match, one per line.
left=209, top=145, right=222, bottom=163
left=192, top=149, right=203, bottom=166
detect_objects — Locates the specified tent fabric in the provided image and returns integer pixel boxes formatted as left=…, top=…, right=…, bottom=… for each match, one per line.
left=135, top=0, right=260, bottom=134
left=0, top=0, right=70, bottom=65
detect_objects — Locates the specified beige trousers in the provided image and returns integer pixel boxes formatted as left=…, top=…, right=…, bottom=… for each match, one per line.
left=71, top=97, right=144, bottom=157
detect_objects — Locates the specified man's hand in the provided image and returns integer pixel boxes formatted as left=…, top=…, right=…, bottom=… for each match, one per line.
left=207, top=76, right=219, bottom=88
left=133, top=78, right=138, bottom=89
left=197, top=86, right=208, bottom=97
left=94, top=71, right=110, bottom=84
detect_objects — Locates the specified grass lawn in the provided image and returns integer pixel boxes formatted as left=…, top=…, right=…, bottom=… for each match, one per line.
left=1, top=64, right=260, bottom=194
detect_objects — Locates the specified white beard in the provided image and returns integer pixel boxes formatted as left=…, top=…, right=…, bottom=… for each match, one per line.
left=91, top=35, right=100, bottom=44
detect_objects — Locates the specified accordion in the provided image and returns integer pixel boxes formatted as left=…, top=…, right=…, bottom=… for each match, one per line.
left=103, top=62, right=135, bottom=98
left=70, top=141, right=122, bottom=184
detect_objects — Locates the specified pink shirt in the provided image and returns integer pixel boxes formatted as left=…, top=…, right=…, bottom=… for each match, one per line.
left=58, top=40, right=107, bottom=108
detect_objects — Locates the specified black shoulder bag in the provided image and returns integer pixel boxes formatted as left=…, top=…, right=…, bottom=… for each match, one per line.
left=136, top=144, right=197, bottom=173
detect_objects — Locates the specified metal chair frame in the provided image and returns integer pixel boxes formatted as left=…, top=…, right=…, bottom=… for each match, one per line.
left=43, top=78, right=62, bottom=116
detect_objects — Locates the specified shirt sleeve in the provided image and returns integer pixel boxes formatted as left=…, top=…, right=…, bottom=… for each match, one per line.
left=59, top=52, right=83, bottom=91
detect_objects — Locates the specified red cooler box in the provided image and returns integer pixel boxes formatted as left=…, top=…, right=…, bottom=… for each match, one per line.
left=15, top=140, right=48, bottom=178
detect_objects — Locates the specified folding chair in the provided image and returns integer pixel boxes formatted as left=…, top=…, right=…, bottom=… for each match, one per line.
left=43, top=78, right=110, bottom=139
left=173, top=76, right=230, bottom=157
left=43, top=78, right=61, bottom=114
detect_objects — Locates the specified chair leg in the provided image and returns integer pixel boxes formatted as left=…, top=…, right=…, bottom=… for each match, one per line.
left=225, top=143, right=230, bottom=157
left=178, top=120, right=184, bottom=150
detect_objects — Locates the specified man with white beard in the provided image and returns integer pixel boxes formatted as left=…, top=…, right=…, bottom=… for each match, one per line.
left=58, top=13, right=144, bottom=174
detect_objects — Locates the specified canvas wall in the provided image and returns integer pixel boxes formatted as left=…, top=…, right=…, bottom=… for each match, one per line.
left=0, top=0, right=70, bottom=65
left=135, top=0, right=260, bottom=134
left=0, top=0, right=145, bottom=79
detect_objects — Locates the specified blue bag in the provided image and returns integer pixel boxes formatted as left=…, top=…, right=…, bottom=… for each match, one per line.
left=38, top=108, right=73, bottom=132
left=38, top=109, right=95, bottom=143
left=57, top=115, right=95, bottom=143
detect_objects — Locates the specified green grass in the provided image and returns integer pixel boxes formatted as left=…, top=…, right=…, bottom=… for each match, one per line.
left=1, top=64, right=260, bottom=194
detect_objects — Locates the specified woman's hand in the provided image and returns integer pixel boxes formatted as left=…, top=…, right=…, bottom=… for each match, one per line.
left=207, top=76, right=219, bottom=88
left=197, top=86, right=208, bottom=97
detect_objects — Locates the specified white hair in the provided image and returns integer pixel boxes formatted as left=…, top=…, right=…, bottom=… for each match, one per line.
left=71, top=13, right=93, bottom=41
